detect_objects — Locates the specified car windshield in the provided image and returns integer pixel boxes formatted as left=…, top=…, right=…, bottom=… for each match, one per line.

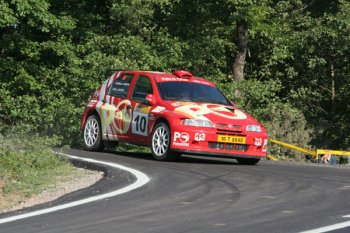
left=157, top=82, right=230, bottom=105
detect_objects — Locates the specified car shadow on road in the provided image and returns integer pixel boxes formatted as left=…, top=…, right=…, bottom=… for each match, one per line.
left=108, top=150, right=240, bottom=166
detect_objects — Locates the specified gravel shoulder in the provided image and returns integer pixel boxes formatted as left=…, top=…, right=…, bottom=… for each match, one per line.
left=0, top=168, right=104, bottom=213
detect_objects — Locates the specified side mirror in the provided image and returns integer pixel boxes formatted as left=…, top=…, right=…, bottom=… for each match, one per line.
left=146, top=94, right=156, bottom=106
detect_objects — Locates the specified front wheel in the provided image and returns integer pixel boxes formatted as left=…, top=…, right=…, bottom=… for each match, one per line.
left=236, top=157, right=260, bottom=165
left=83, top=115, right=104, bottom=151
left=151, top=123, right=177, bottom=161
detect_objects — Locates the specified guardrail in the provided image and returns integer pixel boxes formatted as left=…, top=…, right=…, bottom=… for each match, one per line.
left=268, top=139, right=350, bottom=163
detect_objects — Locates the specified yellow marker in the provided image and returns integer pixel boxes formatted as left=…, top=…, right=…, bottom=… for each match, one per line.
left=267, top=155, right=278, bottom=161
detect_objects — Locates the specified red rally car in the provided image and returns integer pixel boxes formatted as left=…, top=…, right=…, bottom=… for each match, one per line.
left=81, top=70, right=268, bottom=165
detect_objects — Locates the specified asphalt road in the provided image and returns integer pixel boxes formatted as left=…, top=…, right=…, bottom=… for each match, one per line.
left=1, top=149, right=350, bottom=233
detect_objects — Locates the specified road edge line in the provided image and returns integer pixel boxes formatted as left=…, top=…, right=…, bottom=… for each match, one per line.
left=299, top=215, right=350, bottom=233
left=0, top=152, right=150, bottom=225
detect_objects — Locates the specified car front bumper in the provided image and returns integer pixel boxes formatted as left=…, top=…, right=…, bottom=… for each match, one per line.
left=170, top=125, right=267, bottom=159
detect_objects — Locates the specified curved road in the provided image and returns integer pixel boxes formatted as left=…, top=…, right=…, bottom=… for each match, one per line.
left=1, top=149, right=350, bottom=233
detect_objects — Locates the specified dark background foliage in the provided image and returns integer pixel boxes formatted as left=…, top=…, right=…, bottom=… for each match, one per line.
left=1, top=0, right=349, bottom=157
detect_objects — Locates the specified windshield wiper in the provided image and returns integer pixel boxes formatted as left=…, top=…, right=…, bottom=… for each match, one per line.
left=193, top=98, right=228, bottom=105
left=177, top=98, right=192, bottom=102
left=163, top=97, right=192, bottom=102
left=193, top=97, right=209, bottom=103
left=209, top=100, right=230, bottom=105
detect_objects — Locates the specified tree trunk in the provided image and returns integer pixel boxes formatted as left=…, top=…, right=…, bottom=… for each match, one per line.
left=330, top=64, right=335, bottom=115
left=233, top=19, right=248, bottom=81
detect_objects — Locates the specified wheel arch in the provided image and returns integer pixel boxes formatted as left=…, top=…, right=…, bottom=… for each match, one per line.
left=81, top=109, right=100, bottom=131
left=151, top=117, right=169, bottom=132
left=148, top=117, right=170, bottom=145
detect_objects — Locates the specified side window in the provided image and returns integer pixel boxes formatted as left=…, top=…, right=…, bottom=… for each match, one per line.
left=131, top=75, right=153, bottom=102
left=108, top=74, right=134, bottom=98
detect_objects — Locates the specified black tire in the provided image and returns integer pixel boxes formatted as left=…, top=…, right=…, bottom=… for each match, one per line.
left=236, top=157, right=260, bottom=165
left=151, top=122, right=178, bottom=161
left=83, top=115, right=104, bottom=151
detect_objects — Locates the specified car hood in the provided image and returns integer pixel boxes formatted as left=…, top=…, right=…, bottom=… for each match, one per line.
left=163, top=101, right=260, bottom=126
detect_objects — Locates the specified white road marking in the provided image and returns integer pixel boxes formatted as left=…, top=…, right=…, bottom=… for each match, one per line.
left=300, top=215, right=350, bottom=233
left=0, top=153, right=150, bottom=225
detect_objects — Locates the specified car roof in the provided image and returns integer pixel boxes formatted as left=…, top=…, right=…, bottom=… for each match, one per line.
left=117, top=70, right=216, bottom=87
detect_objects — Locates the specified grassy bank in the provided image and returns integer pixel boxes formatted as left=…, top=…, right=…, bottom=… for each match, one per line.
left=0, top=134, right=79, bottom=209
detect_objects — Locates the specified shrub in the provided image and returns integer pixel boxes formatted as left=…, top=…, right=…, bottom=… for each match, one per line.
left=218, top=79, right=314, bottom=160
left=0, top=134, right=75, bottom=197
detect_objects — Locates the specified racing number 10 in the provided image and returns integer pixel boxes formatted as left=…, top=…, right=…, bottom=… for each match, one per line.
left=132, top=111, right=148, bottom=136
left=135, top=115, right=146, bottom=133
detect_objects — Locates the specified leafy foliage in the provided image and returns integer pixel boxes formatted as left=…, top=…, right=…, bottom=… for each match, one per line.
left=1, top=0, right=349, bottom=157
left=219, top=79, right=313, bottom=159
left=0, top=134, right=75, bottom=196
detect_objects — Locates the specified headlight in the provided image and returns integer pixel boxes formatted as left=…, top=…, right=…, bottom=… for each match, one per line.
left=246, top=125, right=262, bottom=132
left=182, top=119, right=213, bottom=128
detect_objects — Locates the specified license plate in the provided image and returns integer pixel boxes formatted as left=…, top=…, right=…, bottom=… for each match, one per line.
left=217, top=135, right=246, bottom=144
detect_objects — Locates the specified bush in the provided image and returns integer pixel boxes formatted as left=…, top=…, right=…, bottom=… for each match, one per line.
left=0, top=134, right=75, bottom=197
left=218, top=78, right=314, bottom=160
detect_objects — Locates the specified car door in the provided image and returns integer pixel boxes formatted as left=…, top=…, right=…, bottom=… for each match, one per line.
left=127, top=75, right=154, bottom=145
left=101, top=73, right=134, bottom=141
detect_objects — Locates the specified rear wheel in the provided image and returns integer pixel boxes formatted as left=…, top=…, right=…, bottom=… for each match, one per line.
left=236, top=157, right=260, bottom=165
left=83, top=115, right=104, bottom=151
left=151, top=122, right=177, bottom=161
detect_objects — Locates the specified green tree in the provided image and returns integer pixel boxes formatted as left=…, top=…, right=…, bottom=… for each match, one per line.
left=0, top=0, right=349, bottom=154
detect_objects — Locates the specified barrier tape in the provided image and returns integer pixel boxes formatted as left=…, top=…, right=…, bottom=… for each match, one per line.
left=269, top=139, right=350, bottom=162
left=269, top=139, right=317, bottom=157
left=317, top=149, right=350, bottom=157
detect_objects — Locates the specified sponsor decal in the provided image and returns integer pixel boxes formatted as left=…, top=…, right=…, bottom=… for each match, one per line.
left=151, top=106, right=165, bottom=113
left=206, top=104, right=247, bottom=120
left=172, top=102, right=193, bottom=107
left=113, top=100, right=132, bottom=135
left=87, top=100, right=98, bottom=107
left=149, top=114, right=155, bottom=120
left=173, top=103, right=247, bottom=120
left=99, top=104, right=115, bottom=138
left=194, top=132, right=206, bottom=141
left=134, top=104, right=151, bottom=114
left=262, top=139, right=268, bottom=152
left=228, top=124, right=241, bottom=130
left=254, top=138, right=263, bottom=146
left=192, top=79, right=211, bottom=85
left=99, top=100, right=132, bottom=136
left=173, top=132, right=190, bottom=147
left=174, top=104, right=211, bottom=121
left=161, top=77, right=190, bottom=82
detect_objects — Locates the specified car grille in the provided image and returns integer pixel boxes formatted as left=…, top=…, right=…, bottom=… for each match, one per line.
left=208, top=142, right=248, bottom=151
left=216, top=124, right=242, bottom=134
